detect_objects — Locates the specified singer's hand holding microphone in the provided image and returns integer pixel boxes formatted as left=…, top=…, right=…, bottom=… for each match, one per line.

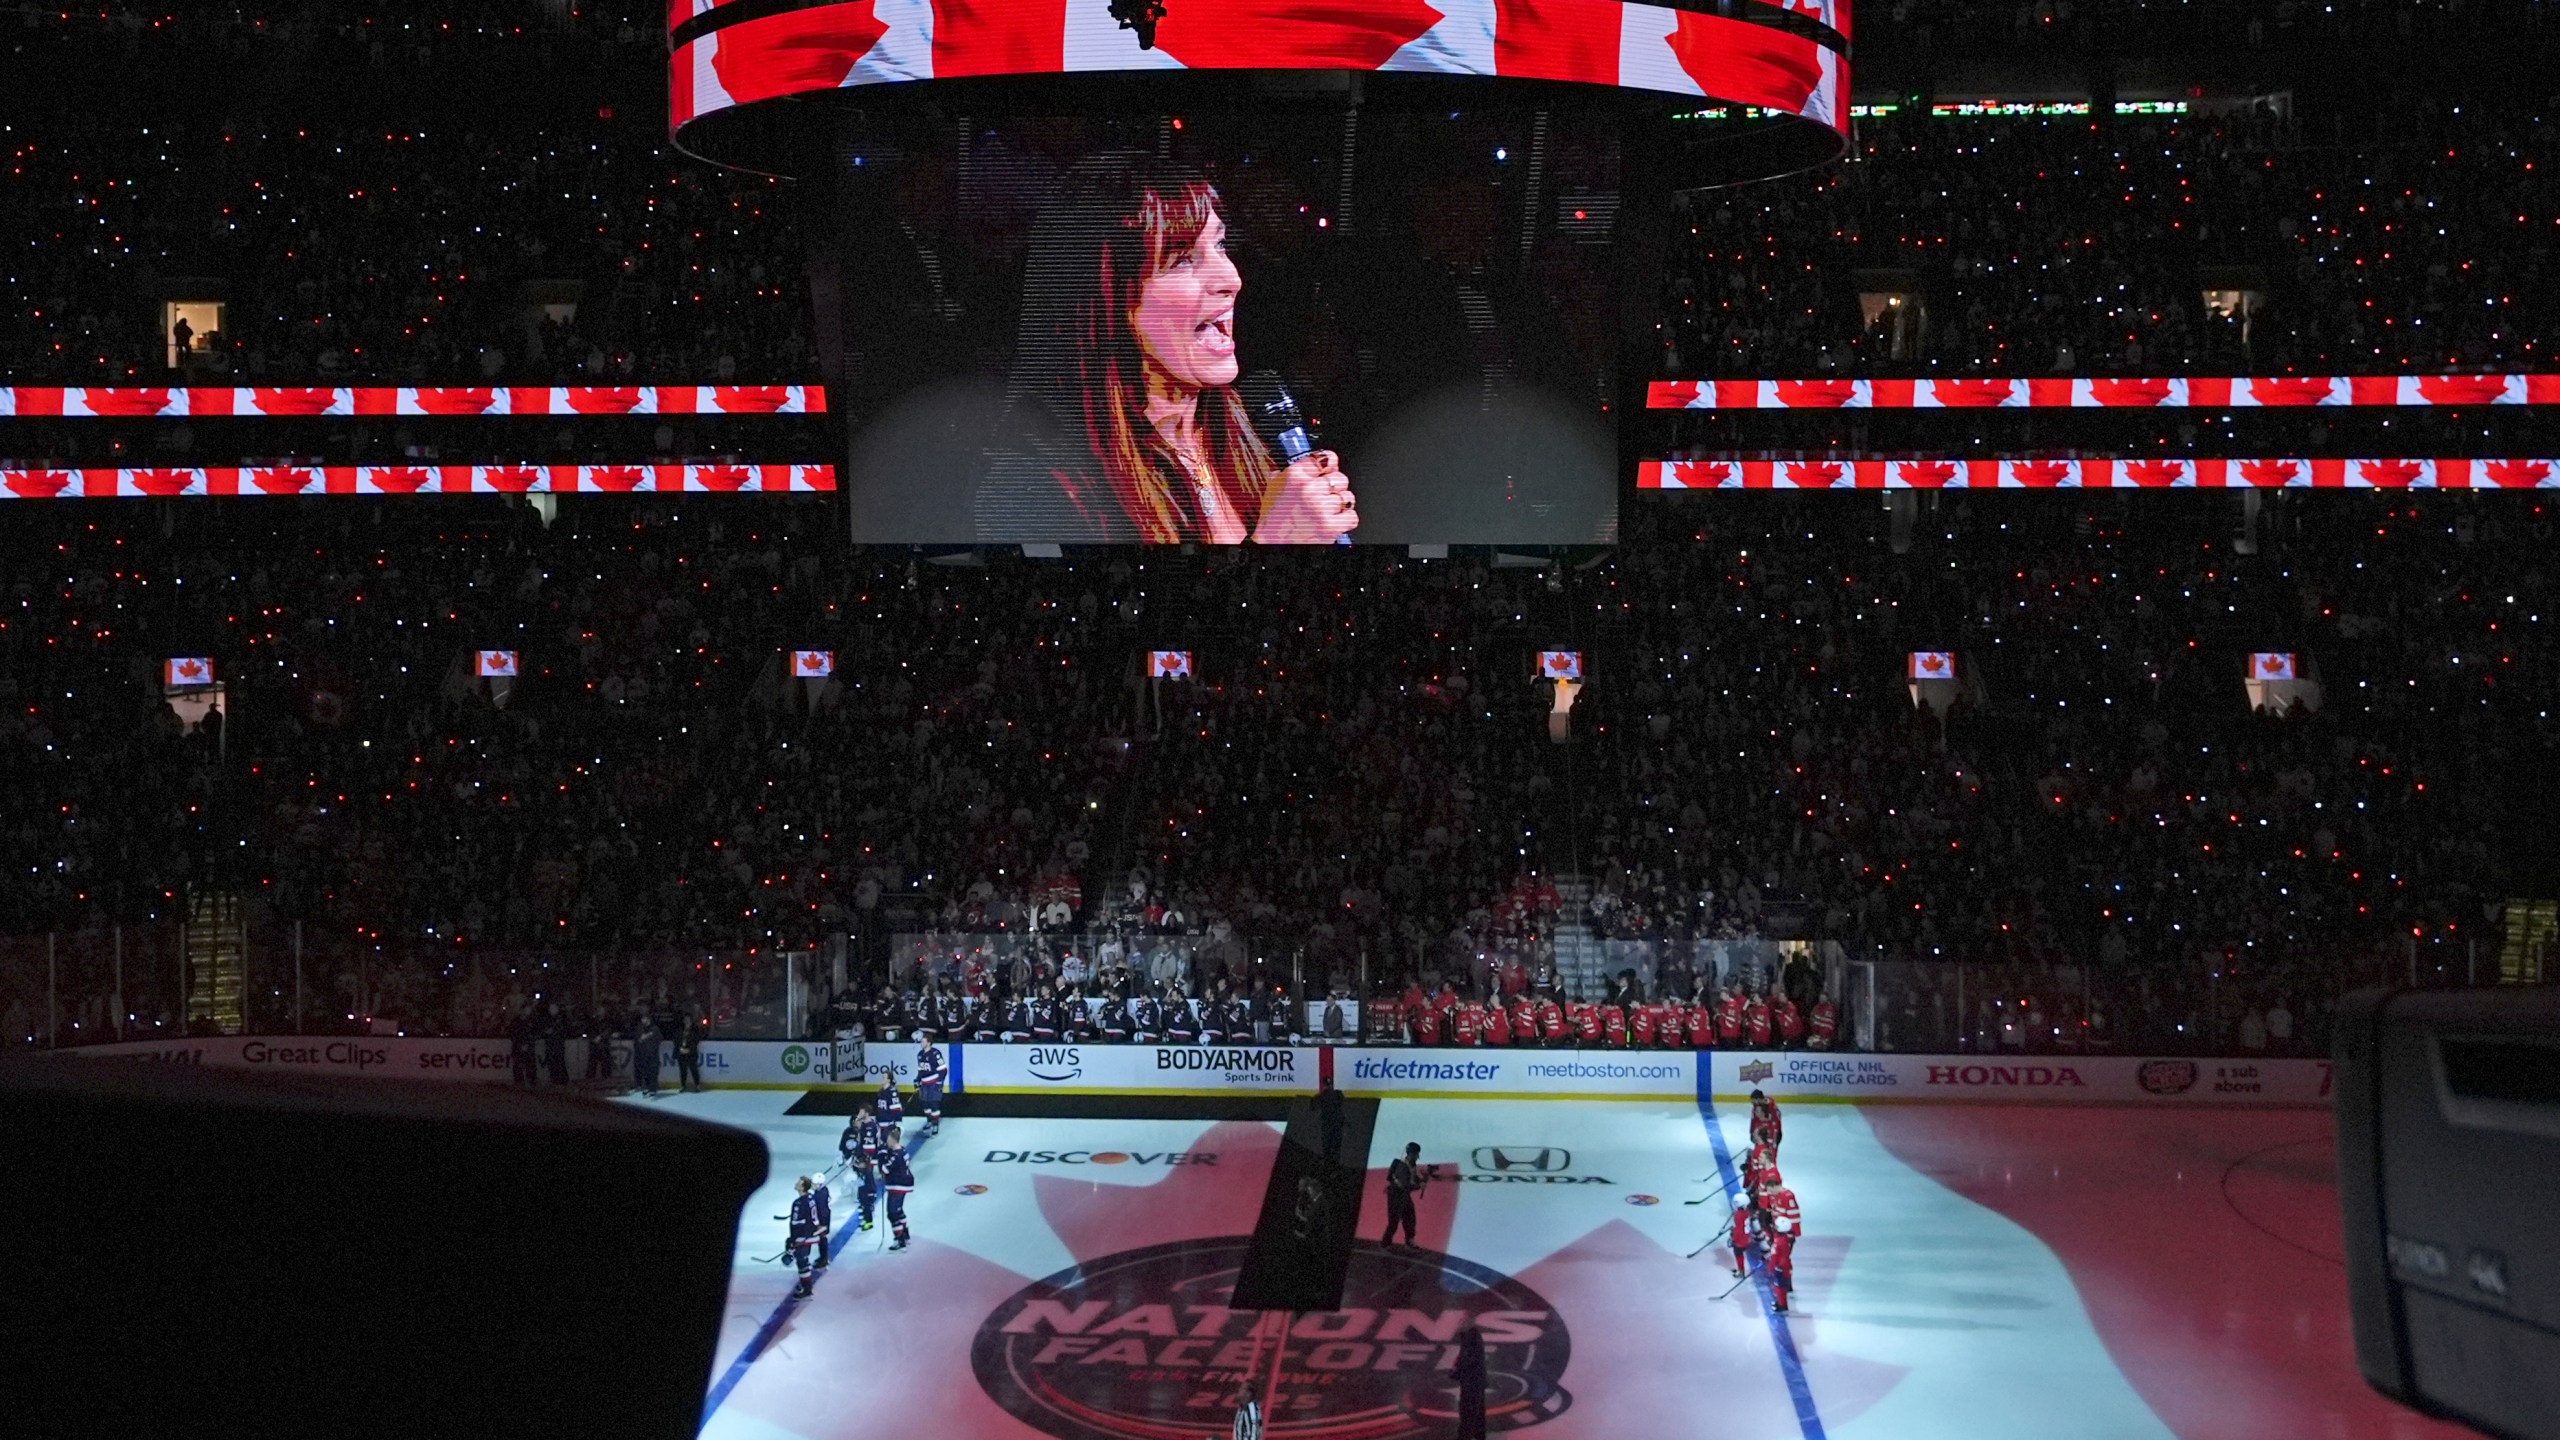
left=1243, top=371, right=1358, bottom=545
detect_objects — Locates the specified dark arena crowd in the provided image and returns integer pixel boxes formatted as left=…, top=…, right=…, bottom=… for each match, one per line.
left=2, top=0, right=2556, bottom=1074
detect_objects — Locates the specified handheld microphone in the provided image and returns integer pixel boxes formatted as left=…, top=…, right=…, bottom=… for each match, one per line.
left=1241, top=371, right=1351, bottom=545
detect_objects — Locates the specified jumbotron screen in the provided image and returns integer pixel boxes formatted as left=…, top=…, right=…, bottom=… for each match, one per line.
left=831, top=109, right=1622, bottom=545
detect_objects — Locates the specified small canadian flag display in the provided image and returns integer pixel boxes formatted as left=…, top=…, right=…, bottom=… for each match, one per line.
left=165, top=657, right=214, bottom=688
left=1909, top=651, right=1956, bottom=680
left=1148, top=651, right=1193, bottom=680
left=792, top=650, right=834, bottom=679
left=474, top=650, right=519, bottom=678
left=2249, top=652, right=2297, bottom=681
left=1537, top=651, right=1583, bottom=681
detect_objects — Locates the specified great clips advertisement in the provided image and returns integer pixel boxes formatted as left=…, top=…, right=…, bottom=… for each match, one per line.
left=831, top=109, right=1619, bottom=546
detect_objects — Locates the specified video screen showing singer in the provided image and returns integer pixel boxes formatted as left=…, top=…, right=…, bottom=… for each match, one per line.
left=975, top=155, right=1357, bottom=545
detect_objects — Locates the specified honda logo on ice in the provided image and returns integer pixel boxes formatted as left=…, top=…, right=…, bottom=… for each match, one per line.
left=1473, top=1146, right=1570, bottom=1174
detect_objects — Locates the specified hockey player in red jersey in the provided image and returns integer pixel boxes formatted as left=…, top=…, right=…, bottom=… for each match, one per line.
left=1749, top=1088, right=1784, bottom=1151
left=1808, top=993, right=1839, bottom=1051
left=1451, top=998, right=1484, bottom=1047
left=1685, top=996, right=1717, bottom=1049
left=1629, top=999, right=1658, bottom=1049
left=1599, top=1000, right=1628, bottom=1049
left=1413, top=1001, right=1443, bottom=1047
left=1536, top=995, right=1567, bottom=1046
left=1728, top=1192, right=1756, bottom=1279
left=1482, top=998, right=1513, bottom=1047
left=1742, top=1139, right=1777, bottom=1197
left=1744, top=989, right=1774, bottom=1048
left=1507, top=994, right=1536, bottom=1047
left=1775, top=993, right=1806, bottom=1048
left=1757, top=1170, right=1802, bottom=1313
left=1569, top=998, right=1602, bottom=1046
left=1715, top=985, right=1745, bottom=1046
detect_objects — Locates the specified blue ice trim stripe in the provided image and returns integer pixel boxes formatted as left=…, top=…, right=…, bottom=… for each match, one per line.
left=698, top=1120, right=937, bottom=1431
left=1697, top=1064, right=1829, bottom=1440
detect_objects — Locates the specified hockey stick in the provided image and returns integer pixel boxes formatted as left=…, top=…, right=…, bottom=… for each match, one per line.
left=1712, top=1258, right=1761, bottom=1300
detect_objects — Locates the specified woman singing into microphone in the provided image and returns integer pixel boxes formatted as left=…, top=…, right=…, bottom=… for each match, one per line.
left=977, top=154, right=1357, bottom=545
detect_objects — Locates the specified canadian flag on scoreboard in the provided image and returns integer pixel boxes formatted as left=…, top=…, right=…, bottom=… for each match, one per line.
left=165, top=657, right=215, bottom=688
left=1148, top=650, right=1193, bottom=680
left=1538, top=650, right=1583, bottom=681
left=1909, top=651, right=1956, bottom=680
left=475, top=650, right=520, bottom=679
left=2249, top=652, right=2297, bottom=681
left=792, top=649, right=835, bottom=679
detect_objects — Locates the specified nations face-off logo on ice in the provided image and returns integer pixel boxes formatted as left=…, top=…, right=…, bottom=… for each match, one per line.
left=971, top=1239, right=1572, bottom=1440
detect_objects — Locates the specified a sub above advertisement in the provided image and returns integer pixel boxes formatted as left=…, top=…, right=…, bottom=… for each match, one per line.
left=952, top=1043, right=1317, bottom=1095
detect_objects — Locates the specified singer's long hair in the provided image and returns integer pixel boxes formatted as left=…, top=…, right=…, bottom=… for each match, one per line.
left=1013, top=154, right=1278, bottom=544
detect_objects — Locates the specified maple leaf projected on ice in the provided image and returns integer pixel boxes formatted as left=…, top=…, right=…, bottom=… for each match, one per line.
left=713, top=1120, right=1909, bottom=1440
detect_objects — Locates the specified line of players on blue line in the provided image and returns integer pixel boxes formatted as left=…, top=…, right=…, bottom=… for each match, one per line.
left=1721, top=1089, right=1805, bottom=1315
left=781, top=1037, right=950, bottom=1297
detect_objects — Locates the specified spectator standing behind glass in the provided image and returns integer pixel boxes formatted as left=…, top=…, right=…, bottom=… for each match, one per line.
left=978, top=154, right=1357, bottom=546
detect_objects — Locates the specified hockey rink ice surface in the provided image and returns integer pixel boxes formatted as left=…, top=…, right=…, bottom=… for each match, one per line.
left=661, top=1088, right=2472, bottom=1440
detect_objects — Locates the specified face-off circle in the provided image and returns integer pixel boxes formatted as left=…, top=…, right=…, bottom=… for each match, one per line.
left=972, top=1238, right=1572, bottom=1440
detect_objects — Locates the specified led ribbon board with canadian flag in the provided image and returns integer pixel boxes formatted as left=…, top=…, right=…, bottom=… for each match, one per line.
left=1147, top=650, right=1193, bottom=680
left=792, top=650, right=836, bottom=678
left=165, top=657, right=215, bottom=688
left=1908, top=651, right=1954, bottom=680
left=475, top=651, right=520, bottom=679
left=2250, top=652, right=2296, bottom=681
left=1640, top=458, right=2560, bottom=489
left=1646, top=375, right=2560, bottom=409
left=1538, top=650, right=1584, bottom=681
left=0, top=385, right=825, bottom=418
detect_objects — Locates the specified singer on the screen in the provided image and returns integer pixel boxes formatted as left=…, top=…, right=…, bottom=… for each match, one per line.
left=978, top=155, right=1357, bottom=545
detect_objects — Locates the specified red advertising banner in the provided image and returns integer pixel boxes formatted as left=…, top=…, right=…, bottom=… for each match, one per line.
left=0, top=464, right=838, bottom=500
left=1647, top=375, right=2560, bottom=410
left=1640, top=458, right=2560, bottom=490
left=0, top=385, right=826, bottom=419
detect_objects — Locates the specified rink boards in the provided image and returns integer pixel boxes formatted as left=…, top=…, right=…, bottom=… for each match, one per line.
left=676, top=1079, right=2449, bottom=1440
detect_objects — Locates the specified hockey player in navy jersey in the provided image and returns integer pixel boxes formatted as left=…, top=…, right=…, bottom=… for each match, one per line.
left=913, top=1036, right=947, bottom=1137
left=842, top=1101, right=882, bottom=1231
left=875, top=1073, right=905, bottom=1130
left=808, top=1173, right=834, bottom=1272
left=879, top=1123, right=916, bottom=1251
left=785, top=1176, right=823, bottom=1298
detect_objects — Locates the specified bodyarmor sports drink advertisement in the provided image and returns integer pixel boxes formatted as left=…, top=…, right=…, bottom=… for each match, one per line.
left=829, top=109, right=1620, bottom=546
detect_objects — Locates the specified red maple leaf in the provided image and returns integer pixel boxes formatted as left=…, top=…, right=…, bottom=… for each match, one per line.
left=130, top=469, right=199, bottom=496
left=82, top=388, right=174, bottom=417
left=1668, top=461, right=1731, bottom=488
left=482, top=466, right=543, bottom=494
left=928, top=0, right=1065, bottom=77
left=697, top=464, right=754, bottom=492
left=2010, top=460, right=2074, bottom=488
left=2240, top=459, right=2300, bottom=487
left=1787, top=461, right=1845, bottom=488
left=174, top=659, right=208, bottom=682
left=589, top=466, right=648, bottom=493
left=2248, top=377, right=2335, bottom=407
left=712, top=385, right=791, bottom=414
left=1668, top=12, right=1823, bottom=111
left=2126, top=460, right=2187, bottom=488
left=1897, top=460, right=1959, bottom=489
left=2485, top=459, right=2553, bottom=489
left=562, top=387, right=645, bottom=415
left=1773, top=379, right=1858, bottom=408
left=413, top=387, right=496, bottom=415
left=2359, top=459, right=2427, bottom=488
left=709, top=4, right=890, bottom=105
left=1157, top=0, right=1443, bottom=70
left=1652, top=381, right=1705, bottom=410
left=1931, top=379, right=2016, bottom=408
left=1917, top=652, right=1951, bottom=675
left=250, top=466, right=315, bottom=494
left=2416, top=375, right=2511, bottom=407
left=368, top=467, right=433, bottom=494
left=2089, top=378, right=2174, bottom=407
left=252, top=388, right=339, bottom=416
